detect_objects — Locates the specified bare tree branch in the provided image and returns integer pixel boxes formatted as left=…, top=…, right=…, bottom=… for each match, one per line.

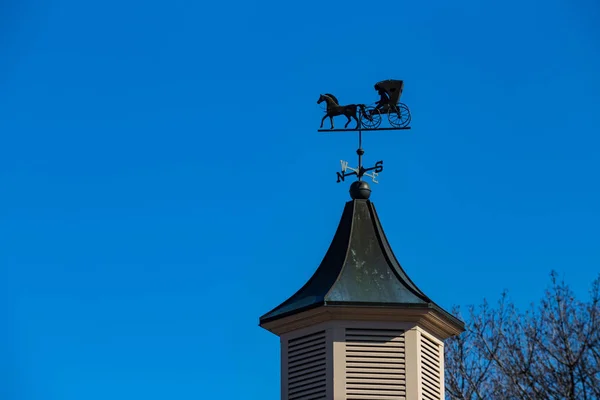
left=446, top=271, right=600, bottom=400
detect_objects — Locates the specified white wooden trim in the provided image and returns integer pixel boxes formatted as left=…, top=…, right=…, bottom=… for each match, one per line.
left=405, top=327, right=421, bottom=400
left=331, top=326, right=346, bottom=400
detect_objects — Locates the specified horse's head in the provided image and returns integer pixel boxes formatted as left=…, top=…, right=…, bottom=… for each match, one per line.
left=318, top=93, right=339, bottom=106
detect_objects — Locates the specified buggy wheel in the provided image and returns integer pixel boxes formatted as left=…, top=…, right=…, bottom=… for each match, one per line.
left=389, top=103, right=411, bottom=128
left=361, top=107, right=382, bottom=129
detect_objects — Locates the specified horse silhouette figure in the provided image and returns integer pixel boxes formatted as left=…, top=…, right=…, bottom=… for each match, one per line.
left=317, top=94, right=368, bottom=129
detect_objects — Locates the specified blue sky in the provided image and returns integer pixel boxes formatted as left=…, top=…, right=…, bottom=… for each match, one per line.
left=1, top=0, right=599, bottom=398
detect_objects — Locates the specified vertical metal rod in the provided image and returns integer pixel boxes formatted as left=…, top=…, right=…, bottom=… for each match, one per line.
left=359, top=130, right=362, bottom=150
left=357, top=130, right=363, bottom=181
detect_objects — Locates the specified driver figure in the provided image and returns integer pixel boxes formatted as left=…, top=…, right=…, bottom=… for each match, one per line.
left=374, top=84, right=391, bottom=112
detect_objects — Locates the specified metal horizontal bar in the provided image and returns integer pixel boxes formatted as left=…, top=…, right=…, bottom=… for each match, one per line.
left=317, top=127, right=411, bottom=132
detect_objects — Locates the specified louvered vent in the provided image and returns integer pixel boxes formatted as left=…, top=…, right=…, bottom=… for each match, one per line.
left=345, top=328, right=406, bottom=400
left=420, top=334, right=441, bottom=400
left=287, top=330, right=327, bottom=400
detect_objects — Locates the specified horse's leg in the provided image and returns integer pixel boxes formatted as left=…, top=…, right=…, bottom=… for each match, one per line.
left=352, top=113, right=360, bottom=129
left=353, top=106, right=361, bottom=129
left=344, top=106, right=359, bottom=129
left=320, top=114, right=328, bottom=128
left=329, top=115, right=334, bottom=129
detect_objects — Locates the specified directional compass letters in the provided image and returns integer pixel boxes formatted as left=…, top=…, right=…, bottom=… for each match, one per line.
left=337, top=160, right=383, bottom=183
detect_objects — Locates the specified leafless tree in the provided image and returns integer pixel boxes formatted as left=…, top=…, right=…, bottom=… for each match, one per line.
left=445, top=271, right=600, bottom=400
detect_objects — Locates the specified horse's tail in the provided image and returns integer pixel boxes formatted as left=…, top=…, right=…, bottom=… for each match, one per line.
left=356, top=104, right=369, bottom=116
left=357, top=104, right=373, bottom=121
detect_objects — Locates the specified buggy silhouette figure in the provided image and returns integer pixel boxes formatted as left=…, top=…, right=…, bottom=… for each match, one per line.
left=360, top=80, right=411, bottom=129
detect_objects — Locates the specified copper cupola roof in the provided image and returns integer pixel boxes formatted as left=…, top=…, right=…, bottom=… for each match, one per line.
left=259, top=197, right=463, bottom=330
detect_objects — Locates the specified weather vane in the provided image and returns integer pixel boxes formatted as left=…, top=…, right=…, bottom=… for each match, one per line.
left=317, top=79, right=411, bottom=192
